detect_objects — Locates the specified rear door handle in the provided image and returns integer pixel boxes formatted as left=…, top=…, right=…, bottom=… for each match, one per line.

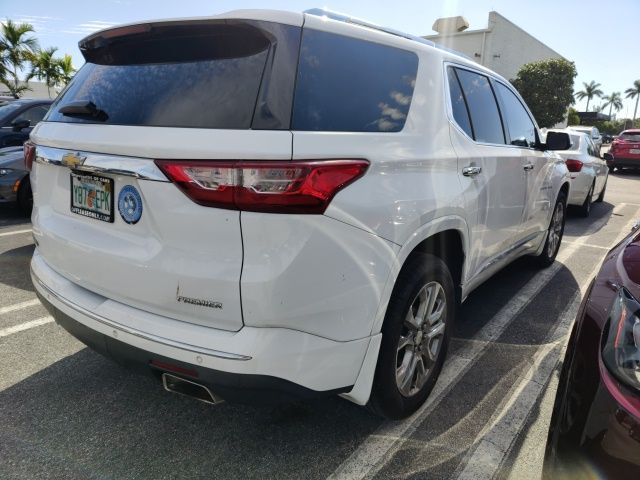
left=523, top=163, right=534, bottom=171
left=462, top=166, right=482, bottom=177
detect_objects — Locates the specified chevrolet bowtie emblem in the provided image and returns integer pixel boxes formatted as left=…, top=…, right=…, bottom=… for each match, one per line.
left=61, top=152, right=86, bottom=168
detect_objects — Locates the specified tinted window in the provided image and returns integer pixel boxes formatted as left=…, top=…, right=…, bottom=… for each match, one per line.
left=47, top=22, right=280, bottom=129
left=620, top=132, right=640, bottom=141
left=455, top=69, right=505, bottom=144
left=495, top=83, right=536, bottom=148
left=447, top=68, right=473, bottom=138
left=15, top=105, right=49, bottom=125
left=293, top=29, right=418, bottom=132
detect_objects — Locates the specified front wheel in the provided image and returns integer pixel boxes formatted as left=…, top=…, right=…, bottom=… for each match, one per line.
left=368, top=253, right=455, bottom=419
left=534, top=191, right=567, bottom=268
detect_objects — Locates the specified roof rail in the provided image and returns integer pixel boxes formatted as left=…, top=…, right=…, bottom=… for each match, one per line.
left=304, top=8, right=435, bottom=48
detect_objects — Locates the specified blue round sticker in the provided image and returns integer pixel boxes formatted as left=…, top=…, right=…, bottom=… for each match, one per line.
left=118, top=185, right=143, bottom=224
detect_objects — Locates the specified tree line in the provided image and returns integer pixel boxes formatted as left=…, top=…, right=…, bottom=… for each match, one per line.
left=510, top=58, right=640, bottom=132
left=574, top=80, right=640, bottom=121
left=0, top=19, right=75, bottom=98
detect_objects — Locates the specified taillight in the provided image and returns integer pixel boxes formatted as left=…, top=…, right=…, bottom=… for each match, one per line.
left=155, top=160, right=369, bottom=214
left=23, top=141, right=36, bottom=171
left=565, top=159, right=583, bottom=172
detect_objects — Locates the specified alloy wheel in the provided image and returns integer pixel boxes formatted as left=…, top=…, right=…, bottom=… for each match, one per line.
left=396, top=281, right=447, bottom=397
left=547, top=201, right=564, bottom=258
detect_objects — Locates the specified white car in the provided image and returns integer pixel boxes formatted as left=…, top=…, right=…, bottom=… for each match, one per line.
left=567, top=125, right=603, bottom=155
left=28, top=9, right=571, bottom=419
left=547, top=130, right=608, bottom=217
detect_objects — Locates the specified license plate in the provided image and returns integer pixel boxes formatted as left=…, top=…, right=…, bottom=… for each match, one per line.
left=630, top=149, right=640, bottom=154
left=70, top=172, right=114, bottom=222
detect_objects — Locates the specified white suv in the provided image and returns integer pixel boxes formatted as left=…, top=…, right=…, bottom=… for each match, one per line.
left=28, top=9, right=571, bottom=419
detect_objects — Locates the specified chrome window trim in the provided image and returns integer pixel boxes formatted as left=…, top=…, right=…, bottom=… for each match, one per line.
left=34, top=145, right=169, bottom=182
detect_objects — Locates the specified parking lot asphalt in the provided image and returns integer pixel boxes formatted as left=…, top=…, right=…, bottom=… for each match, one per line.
left=1, top=168, right=640, bottom=480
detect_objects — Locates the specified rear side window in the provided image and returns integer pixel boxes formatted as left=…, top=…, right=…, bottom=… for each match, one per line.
left=46, top=21, right=300, bottom=130
left=292, top=29, right=418, bottom=132
left=568, top=134, right=581, bottom=151
left=494, top=82, right=536, bottom=148
left=453, top=68, right=505, bottom=145
left=447, top=68, right=473, bottom=138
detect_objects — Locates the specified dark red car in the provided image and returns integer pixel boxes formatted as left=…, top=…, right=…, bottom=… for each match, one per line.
left=544, top=221, right=640, bottom=479
left=606, top=129, right=640, bottom=172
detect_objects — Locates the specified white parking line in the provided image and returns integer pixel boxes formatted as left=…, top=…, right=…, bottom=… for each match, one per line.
left=328, top=203, right=637, bottom=480
left=0, top=299, right=41, bottom=316
left=0, top=228, right=32, bottom=237
left=562, top=241, right=611, bottom=250
left=453, top=211, right=640, bottom=480
left=0, top=316, right=54, bottom=338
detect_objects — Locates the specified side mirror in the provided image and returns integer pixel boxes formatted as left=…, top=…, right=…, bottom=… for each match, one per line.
left=11, top=119, right=30, bottom=132
left=603, top=152, right=613, bottom=161
left=545, top=131, right=571, bottom=151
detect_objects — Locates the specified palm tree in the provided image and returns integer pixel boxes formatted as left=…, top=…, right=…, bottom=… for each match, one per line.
left=625, top=80, right=640, bottom=121
left=29, top=47, right=61, bottom=98
left=575, top=81, right=603, bottom=112
left=602, top=92, right=623, bottom=118
left=56, top=54, right=75, bottom=87
left=0, top=19, right=38, bottom=98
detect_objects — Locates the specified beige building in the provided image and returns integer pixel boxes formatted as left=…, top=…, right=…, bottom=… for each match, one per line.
left=1, top=81, right=57, bottom=100
left=424, top=11, right=566, bottom=82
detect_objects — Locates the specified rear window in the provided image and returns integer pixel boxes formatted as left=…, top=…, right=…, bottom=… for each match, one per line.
left=46, top=21, right=300, bottom=130
left=292, top=29, right=418, bottom=132
left=620, top=132, right=640, bottom=141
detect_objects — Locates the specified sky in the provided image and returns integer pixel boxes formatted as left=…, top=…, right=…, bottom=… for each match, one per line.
left=3, top=0, right=639, bottom=118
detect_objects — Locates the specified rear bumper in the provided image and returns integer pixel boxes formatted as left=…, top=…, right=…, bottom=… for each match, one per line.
left=31, top=250, right=375, bottom=404
left=607, top=156, right=640, bottom=168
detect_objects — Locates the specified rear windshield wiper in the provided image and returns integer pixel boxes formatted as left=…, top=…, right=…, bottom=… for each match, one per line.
left=59, top=101, right=109, bottom=122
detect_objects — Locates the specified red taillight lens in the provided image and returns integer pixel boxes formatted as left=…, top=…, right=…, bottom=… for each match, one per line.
left=23, top=141, right=36, bottom=171
left=565, top=159, right=584, bottom=172
left=155, top=159, right=369, bottom=214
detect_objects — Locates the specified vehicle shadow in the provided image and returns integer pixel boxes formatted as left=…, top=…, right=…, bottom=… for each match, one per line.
left=0, top=346, right=382, bottom=480
left=564, top=200, right=615, bottom=237
left=0, top=243, right=35, bottom=292
left=0, top=203, right=29, bottom=228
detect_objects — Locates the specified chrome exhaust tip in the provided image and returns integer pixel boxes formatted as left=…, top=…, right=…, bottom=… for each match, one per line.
left=161, top=373, right=224, bottom=405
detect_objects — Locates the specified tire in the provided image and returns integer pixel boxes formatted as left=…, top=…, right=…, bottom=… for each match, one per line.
left=16, top=176, right=32, bottom=216
left=608, top=165, right=615, bottom=174
left=577, top=183, right=594, bottom=218
left=368, top=253, right=455, bottom=419
left=596, top=179, right=606, bottom=203
left=534, top=190, right=567, bottom=268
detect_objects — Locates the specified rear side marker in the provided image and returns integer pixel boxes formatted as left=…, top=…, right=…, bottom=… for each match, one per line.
left=155, top=159, right=369, bottom=214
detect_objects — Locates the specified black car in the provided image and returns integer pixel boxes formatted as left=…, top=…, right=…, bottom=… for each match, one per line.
left=0, top=99, right=53, bottom=148
left=544, top=222, right=640, bottom=479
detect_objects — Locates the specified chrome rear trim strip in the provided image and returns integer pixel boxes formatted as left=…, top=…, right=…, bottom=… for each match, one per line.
left=34, top=145, right=169, bottom=182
